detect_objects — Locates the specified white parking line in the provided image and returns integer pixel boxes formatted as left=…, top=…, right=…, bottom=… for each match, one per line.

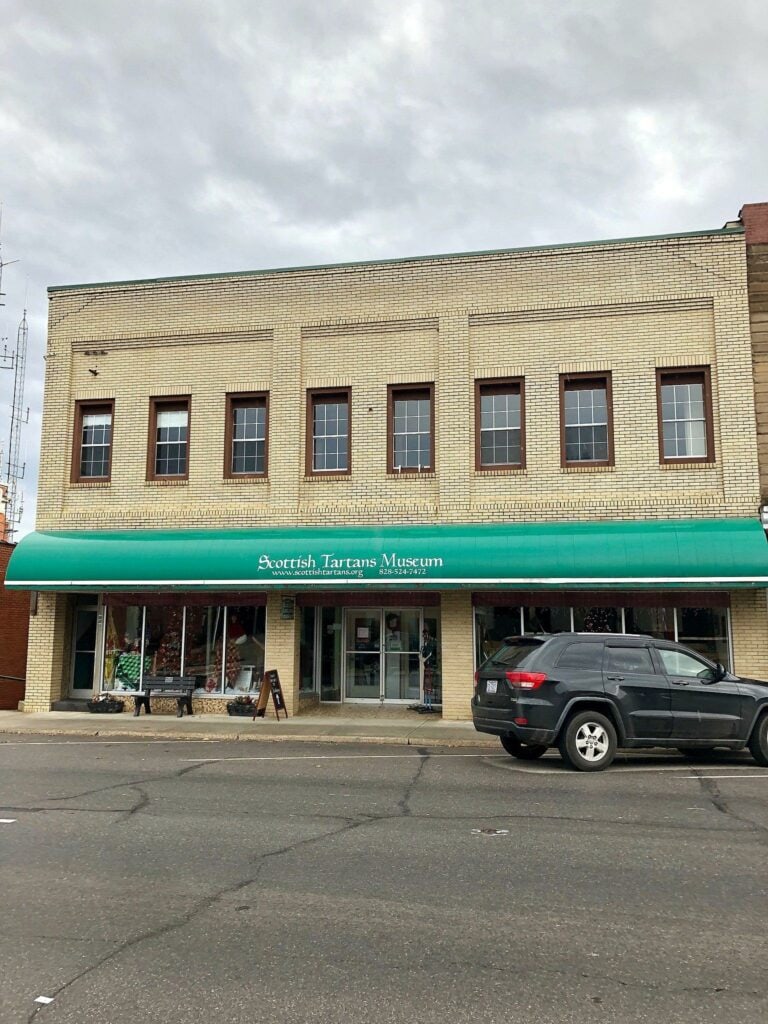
left=680, top=774, right=768, bottom=780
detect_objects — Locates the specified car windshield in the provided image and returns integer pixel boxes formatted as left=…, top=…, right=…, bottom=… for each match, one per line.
left=485, top=640, right=543, bottom=669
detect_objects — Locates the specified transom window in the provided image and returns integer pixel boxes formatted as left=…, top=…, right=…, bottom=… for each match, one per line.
left=149, top=398, right=189, bottom=479
left=226, top=394, right=267, bottom=477
left=476, top=379, right=524, bottom=468
left=389, top=384, right=433, bottom=473
left=73, top=401, right=113, bottom=481
left=657, top=368, right=713, bottom=463
left=561, top=374, right=613, bottom=466
left=308, top=389, right=350, bottom=474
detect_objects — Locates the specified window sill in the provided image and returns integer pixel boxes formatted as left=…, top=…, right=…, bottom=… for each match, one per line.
left=145, top=477, right=189, bottom=486
left=560, top=464, right=615, bottom=474
left=69, top=479, right=111, bottom=488
left=473, top=467, right=527, bottom=477
left=223, top=475, right=269, bottom=484
left=660, top=460, right=716, bottom=471
left=303, top=472, right=352, bottom=482
left=387, top=471, right=437, bottom=479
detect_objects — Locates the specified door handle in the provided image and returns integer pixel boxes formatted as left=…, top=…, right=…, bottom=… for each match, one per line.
left=672, top=680, right=689, bottom=686
left=606, top=675, right=624, bottom=681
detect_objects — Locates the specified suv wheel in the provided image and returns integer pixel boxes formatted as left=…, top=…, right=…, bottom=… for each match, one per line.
left=500, top=735, right=548, bottom=760
left=558, top=710, right=617, bottom=772
left=748, top=713, right=768, bottom=767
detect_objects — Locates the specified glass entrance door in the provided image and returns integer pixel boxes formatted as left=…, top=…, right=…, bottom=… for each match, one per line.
left=343, top=608, right=425, bottom=703
left=383, top=609, right=421, bottom=701
left=70, top=607, right=98, bottom=697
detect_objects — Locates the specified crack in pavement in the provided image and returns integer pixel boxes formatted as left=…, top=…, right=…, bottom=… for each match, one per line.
left=118, top=785, right=151, bottom=822
left=397, top=747, right=430, bottom=817
left=695, top=772, right=768, bottom=841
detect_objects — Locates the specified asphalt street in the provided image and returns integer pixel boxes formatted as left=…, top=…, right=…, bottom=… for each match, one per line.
left=1, top=737, right=767, bottom=1024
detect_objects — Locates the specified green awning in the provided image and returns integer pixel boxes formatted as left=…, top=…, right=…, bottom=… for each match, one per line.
left=6, top=518, right=768, bottom=592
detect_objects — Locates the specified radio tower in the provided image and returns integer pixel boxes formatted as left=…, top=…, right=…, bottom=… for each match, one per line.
left=4, top=306, right=28, bottom=542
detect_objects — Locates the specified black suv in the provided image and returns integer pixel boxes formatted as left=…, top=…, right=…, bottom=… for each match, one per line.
left=471, top=633, right=768, bottom=771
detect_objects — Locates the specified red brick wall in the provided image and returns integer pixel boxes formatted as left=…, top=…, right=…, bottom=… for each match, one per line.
left=741, top=203, right=768, bottom=245
left=0, top=543, right=29, bottom=709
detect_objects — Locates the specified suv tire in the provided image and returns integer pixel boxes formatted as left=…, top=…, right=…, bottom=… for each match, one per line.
left=748, top=713, right=768, bottom=767
left=500, top=735, right=548, bottom=760
left=558, top=710, right=617, bottom=772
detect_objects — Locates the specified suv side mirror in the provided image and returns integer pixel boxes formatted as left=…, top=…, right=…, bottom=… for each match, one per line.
left=714, top=662, right=727, bottom=682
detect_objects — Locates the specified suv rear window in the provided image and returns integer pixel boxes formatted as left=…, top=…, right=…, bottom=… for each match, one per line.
left=484, top=640, right=543, bottom=669
left=556, top=642, right=604, bottom=670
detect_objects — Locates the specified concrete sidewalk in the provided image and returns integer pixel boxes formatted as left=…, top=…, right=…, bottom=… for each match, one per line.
left=0, top=709, right=497, bottom=747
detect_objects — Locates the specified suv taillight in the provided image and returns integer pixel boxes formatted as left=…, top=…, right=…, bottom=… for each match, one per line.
left=473, top=670, right=480, bottom=692
left=505, top=671, right=548, bottom=690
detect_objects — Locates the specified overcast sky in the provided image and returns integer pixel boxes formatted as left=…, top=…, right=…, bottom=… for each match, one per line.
left=1, top=0, right=766, bottom=537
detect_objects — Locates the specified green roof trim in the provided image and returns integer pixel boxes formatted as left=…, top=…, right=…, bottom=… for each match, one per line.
left=7, top=517, right=768, bottom=592
left=47, top=226, right=744, bottom=294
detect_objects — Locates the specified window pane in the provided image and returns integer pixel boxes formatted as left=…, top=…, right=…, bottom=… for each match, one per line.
left=79, top=409, right=112, bottom=478
left=392, top=391, right=431, bottom=470
left=103, top=605, right=144, bottom=690
left=183, top=606, right=225, bottom=694
left=660, top=378, right=708, bottom=459
left=479, top=390, right=522, bottom=466
left=312, top=397, right=349, bottom=471
left=155, top=406, right=188, bottom=475
left=677, top=607, right=729, bottom=666
left=573, top=607, right=619, bottom=632
left=523, top=606, right=572, bottom=634
left=474, top=606, right=521, bottom=667
left=557, top=642, right=604, bottom=670
left=145, top=606, right=183, bottom=676
left=623, top=607, right=675, bottom=641
left=605, top=646, right=656, bottom=674
left=658, top=648, right=713, bottom=678
left=224, top=606, right=266, bottom=694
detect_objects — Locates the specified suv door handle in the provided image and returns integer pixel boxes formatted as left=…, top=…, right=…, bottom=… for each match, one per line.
left=606, top=675, right=624, bottom=681
left=671, top=680, right=689, bottom=686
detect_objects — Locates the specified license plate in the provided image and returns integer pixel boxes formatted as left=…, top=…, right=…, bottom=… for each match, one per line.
left=486, top=680, right=498, bottom=694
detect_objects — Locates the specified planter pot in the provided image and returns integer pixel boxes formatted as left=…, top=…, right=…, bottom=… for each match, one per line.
left=87, top=700, right=124, bottom=714
left=226, top=703, right=254, bottom=716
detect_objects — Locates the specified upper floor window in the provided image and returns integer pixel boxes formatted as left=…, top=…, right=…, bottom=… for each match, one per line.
left=388, top=384, right=434, bottom=473
left=226, top=393, right=268, bottom=477
left=72, top=400, right=113, bottom=482
left=560, top=373, right=613, bottom=466
left=475, top=378, right=524, bottom=469
left=657, top=367, right=714, bottom=463
left=307, top=389, right=350, bottom=475
left=148, top=397, right=189, bottom=480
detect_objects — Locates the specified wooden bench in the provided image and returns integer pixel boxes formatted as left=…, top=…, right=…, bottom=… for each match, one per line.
left=133, top=676, right=195, bottom=718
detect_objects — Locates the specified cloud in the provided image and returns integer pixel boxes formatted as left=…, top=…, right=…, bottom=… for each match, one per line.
left=0, top=0, right=767, bottom=535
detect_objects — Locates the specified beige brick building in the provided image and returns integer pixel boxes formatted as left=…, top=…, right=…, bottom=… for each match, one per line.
left=9, top=210, right=768, bottom=720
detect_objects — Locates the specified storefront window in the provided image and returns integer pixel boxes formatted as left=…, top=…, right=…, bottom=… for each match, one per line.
left=299, top=607, right=316, bottom=692
left=624, top=607, right=675, bottom=642
left=475, top=606, right=522, bottom=666
left=523, top=606, right=572, bottom=635
left=145, top=606, right=184, bottom=676
left=320, top=607, right=343, bottom=701
left=225, top=606, right=266, bottom=694
left=184, top=606, right=225, bottom=694
left=678, top=607, right=729, bottom=666
left=103, top=605, right=145, bottom=690
left=573, top=607, right=619, bottom=632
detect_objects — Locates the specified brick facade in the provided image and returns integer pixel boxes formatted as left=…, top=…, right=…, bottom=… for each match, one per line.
left=0, top=542, right=29, bottom=709
left=19, top=221, right=768, bottom=714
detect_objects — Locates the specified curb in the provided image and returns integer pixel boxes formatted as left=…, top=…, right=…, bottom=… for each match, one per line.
left=0, top=725, right=498, bottom=748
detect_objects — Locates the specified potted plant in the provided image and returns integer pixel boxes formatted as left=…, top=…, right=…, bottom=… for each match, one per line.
left=86, top=693, right=125, bottom=714
left=226, top=694, right=255, bottom=717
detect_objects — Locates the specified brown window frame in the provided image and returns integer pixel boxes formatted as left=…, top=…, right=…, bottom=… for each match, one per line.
left=305, top=387, right=351, bottom=477
left=146, top=396, right=191, bottom=482
left=474, top=377, right=526, bottom=471
left=559, top=372, right=614, bottom=468
left=224, top=392, right=269, bottom=479
left=387, top=383, right=435, bottom=475
left=71, top=399, right=115, bottom=483
left=656, top=366, right=715, bottom=465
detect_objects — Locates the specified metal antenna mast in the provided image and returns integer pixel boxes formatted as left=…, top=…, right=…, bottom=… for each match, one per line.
left=4, top=306, right=28, bottom=542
